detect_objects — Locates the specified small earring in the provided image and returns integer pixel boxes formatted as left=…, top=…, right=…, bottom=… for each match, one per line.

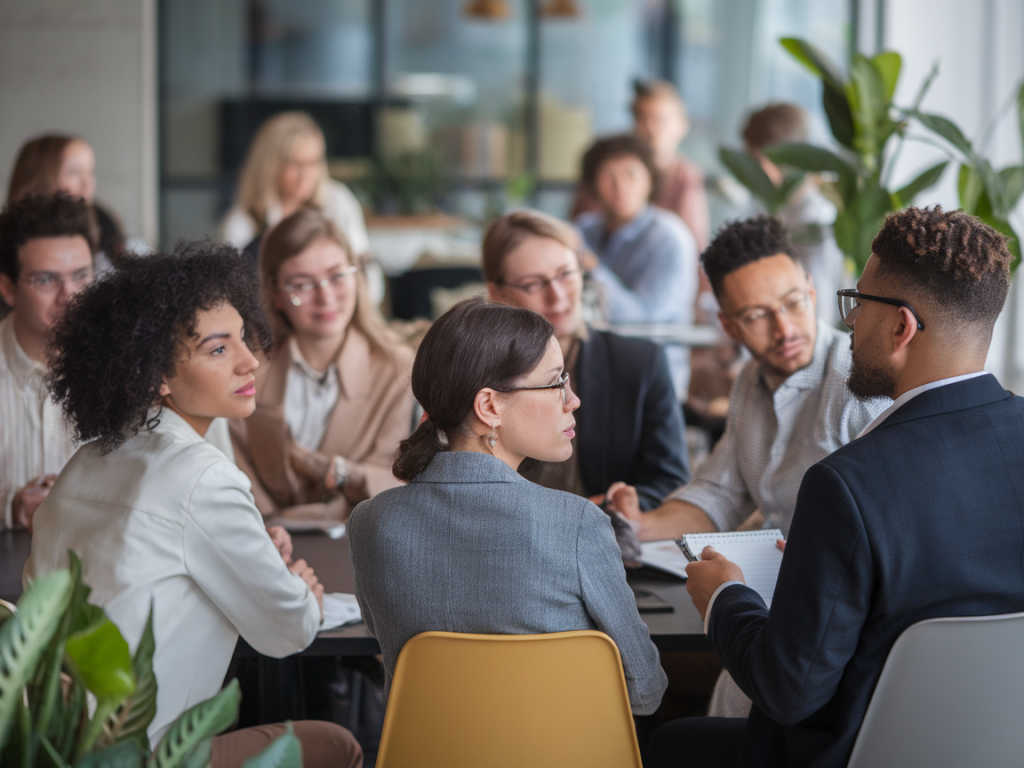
left=487, top=423, right=498, bottom=448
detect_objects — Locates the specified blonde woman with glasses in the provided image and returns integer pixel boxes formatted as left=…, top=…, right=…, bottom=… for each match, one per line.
left=229, top=207, right=414, bottom=522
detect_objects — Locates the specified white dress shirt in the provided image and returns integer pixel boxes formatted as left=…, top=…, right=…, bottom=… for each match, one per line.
left=283, top=337, right=340, bottom=451
left=25, top=408, right=321, bottom=744
left=0, top=315, right=77, bottom=529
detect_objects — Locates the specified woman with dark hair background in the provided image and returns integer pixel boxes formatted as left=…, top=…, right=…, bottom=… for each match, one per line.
left=348, top=297, right=667, bottom=714
left=25, top=243, right=362, bottom=768
left=6, top=134, right=127, bottom=265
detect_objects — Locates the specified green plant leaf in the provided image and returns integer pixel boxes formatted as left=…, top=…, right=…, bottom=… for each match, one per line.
left=109, top=607, right=157, bottom=753
left=719, top=147, right=778, bottom=208
left=958, top=164, right=984, bottom=215
left=56, top=684, right=86, bottom=762
left=764, top=142, right=858, bottom=204
left=908, top=110, right=974, bottom=158
left=38, top=736, right=72, bottom=768
left=241, top=723, right=302, bottom=768
left=823, top=84, right=856, bottom=149
left=780, top=37, right=846, bottom=92
left=775, top=172, right=807, bottom=212
left=894, top=161, right=948, bottom=206
left=0, top=570, right=73, bottom=756
left=74, top=740, right=145, bottom=768
left=65, top=619, right=135, bottom=700
left=999, top=165, right=1024, bottom=210
left=179, top=741, right=211, bottom=768
left=1017, top=82, right=1024, bottom=158
left=872, top=51, right=902, bottom=102
left=67, top=553, right=104, bottom=638
left=148, top=679, right=241, bottom=768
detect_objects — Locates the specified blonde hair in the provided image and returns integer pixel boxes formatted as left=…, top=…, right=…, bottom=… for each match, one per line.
left=6, top=134, right=77, bottom=205
left=481, top=209, right=581, bottom=283
left=260, top=207, right=401, bottom=355
left=235, top=112, right=329, bottom=230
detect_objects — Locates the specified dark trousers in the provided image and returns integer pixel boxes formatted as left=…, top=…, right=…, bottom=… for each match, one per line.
left=644, top=716, right=746, bottom=768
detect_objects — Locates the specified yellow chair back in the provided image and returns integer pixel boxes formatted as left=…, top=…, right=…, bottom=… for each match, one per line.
left=376, top=630, right=643, bottom=768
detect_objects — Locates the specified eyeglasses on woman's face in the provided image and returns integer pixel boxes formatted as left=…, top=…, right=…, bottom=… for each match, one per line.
left=495, top=371, right=573, bottom=406
left=500, top=268, right=581, bottom=297
left=281, top=265, right=358, bottom=307
left=836, top=290, right=925, bottom=331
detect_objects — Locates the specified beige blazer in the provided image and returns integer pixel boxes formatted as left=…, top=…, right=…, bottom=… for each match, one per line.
left=230, top=327, right=415, bottom=520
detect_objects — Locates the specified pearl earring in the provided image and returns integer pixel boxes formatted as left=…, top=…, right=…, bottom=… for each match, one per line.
left=488, top=423, right=498, bottom=448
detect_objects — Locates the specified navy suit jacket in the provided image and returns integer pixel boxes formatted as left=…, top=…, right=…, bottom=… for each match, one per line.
left=709, top=374, right=1024, bottom=768
left=573, top=329, right=690, bottom=510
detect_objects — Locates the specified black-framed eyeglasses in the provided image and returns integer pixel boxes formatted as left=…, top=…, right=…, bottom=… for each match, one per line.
left=836, top=289, right=925, bottom=331
left=494, top=371, right=572, bottom=405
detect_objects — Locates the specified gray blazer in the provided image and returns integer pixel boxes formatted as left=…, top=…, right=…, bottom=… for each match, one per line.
left=349, top=451, right=668, bottom=715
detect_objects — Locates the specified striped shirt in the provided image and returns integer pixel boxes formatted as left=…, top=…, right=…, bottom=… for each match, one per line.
left=667, top=321, right=890, bottom=536
left=0, top=315, right=76, bottom=529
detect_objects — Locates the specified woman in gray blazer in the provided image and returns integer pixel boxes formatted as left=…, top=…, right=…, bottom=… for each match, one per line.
left=348, top=297, right=668, bottom=715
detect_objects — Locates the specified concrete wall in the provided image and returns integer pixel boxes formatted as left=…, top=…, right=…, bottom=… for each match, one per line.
left=0, top=0, right=157, bottom=244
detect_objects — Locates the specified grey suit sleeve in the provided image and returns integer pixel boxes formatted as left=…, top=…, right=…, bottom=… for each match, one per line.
left=576, top=502, right=667, bottom=714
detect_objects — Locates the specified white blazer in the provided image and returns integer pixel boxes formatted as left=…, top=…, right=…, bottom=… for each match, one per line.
left=26, top=408, right=321, bottom=744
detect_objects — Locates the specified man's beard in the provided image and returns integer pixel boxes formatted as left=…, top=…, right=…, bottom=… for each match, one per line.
left=847, top=332, right=896, bottom=401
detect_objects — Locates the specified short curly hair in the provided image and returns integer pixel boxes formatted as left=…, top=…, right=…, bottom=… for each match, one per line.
left=701, top=215, right=798, bottom=297
left=47, top=240, right=272, bottom=453
left=871, top=206, right=1013, bottom=328
left=580, top=133, right=659, bottom=202
left=0, top=193, right=98, bottom=282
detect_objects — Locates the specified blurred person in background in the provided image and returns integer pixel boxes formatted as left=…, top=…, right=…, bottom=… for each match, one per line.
left=0, top=193, right=95, bottom=531
left=221, top=112, right=384, bottom=304
left=484, top=209, right=689, bottom=512
left=743, top=103, right=845, bottom=326
left=5, top=133, right=126, bottom=268
left=576, top=133, right=698, bottom=397
left=230, top=207, right=414, bottom=522
left=573, top=80, right=709, bottom=252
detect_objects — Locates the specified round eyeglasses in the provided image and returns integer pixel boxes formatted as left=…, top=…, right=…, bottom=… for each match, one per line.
left=281, top=266, right=358, bottom=307
left=494, top=371, right=572, bottom=405
left=836, top=289, right=925, bottom=331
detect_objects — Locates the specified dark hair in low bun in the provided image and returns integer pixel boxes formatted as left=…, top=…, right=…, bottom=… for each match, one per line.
left=392, top=297, right=554, bottom=481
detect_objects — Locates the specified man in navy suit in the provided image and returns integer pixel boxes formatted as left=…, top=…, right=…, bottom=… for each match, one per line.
left=647, top=206, right=1024, bottom=768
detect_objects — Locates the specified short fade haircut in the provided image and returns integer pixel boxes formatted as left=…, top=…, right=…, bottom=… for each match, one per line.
left=0, top=193, right=98, bottom=282
left=871, top=206, right=1012, bottom=330
left=702, top=215, right=799, bottom=297
left=580, top=133, right=659, bottom=202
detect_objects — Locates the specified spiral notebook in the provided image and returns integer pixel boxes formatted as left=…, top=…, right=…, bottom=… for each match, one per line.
left=677, top=529, right=784, bottom=607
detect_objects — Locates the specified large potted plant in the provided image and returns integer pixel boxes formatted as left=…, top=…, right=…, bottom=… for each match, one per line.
left=720, top=38, right=949, bottom=276
left=0, top=553, right=300, bottom=768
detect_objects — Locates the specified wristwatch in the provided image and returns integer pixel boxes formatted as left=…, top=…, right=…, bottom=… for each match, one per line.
left=325, top=455, right=349, bottom=491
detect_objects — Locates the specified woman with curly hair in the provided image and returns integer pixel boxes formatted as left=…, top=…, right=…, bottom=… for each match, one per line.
left=229, top=207, right=414, bottom=523
left=25, top=243, right=362, bottom=768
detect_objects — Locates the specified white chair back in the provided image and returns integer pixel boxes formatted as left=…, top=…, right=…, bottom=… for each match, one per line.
left=847, top=611, right=1024, bottom=768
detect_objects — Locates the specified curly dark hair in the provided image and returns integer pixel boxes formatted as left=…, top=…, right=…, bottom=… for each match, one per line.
left=47, top=240, right=272, bottom=453
left=701, top=215, right=798, bottom=297
left=872, top=206, right=1013, bottom=329
left=580, top=133, right=660, bottom=202
left=0, top=193, right=98, bottom=281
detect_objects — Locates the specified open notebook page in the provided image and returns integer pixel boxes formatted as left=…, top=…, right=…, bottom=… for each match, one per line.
left=678, top=529, right=784, bottom=607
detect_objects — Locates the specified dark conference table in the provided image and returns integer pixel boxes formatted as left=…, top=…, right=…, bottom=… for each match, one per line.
left=1, top=528, right=708, bottom=653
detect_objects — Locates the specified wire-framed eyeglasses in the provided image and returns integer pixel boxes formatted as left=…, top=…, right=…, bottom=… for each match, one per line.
left=494, top=371, right=572, bottom=405
left=281, top=265, right=359, bottom=306
left=836, top=289, right=925, bottom=331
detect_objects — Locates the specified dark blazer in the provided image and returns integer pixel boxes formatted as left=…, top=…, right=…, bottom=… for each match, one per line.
left=573, top=329, right=690, bottom=509
left=709, top=374, right=1024, bottom=768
